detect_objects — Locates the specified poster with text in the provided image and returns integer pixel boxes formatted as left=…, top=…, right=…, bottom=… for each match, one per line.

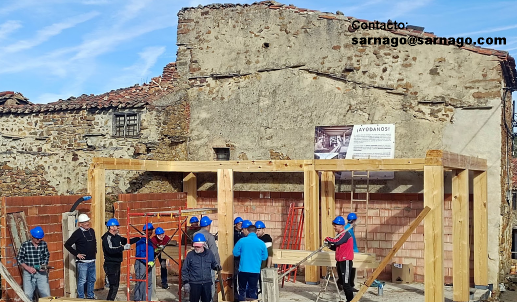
left=314, top=124, right=395, bottom=179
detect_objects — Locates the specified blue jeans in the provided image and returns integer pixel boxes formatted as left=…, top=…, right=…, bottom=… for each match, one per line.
left=134, top=261, right=152, bottom=301
left=23, top=270, right=50, bottom=300
left=77, top=261, right=96, bottom=299
left=238, top=272, right=260, bottom=301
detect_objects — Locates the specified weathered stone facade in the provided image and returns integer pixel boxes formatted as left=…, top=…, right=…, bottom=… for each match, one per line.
left=175, top=1, right=516, bottom=288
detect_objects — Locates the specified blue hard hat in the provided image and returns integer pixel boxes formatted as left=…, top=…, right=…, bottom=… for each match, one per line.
left=242, top=220, right=253, bottom=229
left=193, top=233, right=206, bottom=242
left=143, top=223, right=154, bottom=231
left=199, top=216, right=212, bottom=227
left=30, top=226, right=44, bottom=239
left=106, top=218, right=119, bottom=227
left=155, top=227, right=165, bottom=235
left=332, top=216, right=345, bottom=225
left=255, top=221, right=266, bottom=229
left=190, top=217, right=199, bottom=224
left=347, top=213, right=358, bottom=221
left=234, top=217, right=243, bottom=224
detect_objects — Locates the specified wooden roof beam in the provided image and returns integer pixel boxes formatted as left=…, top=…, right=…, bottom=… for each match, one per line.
left=425, top=150, right=487, bottom=171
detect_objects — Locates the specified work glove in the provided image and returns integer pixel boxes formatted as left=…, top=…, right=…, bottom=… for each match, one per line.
left=215, top=264, right=222, bottom=271
left=183, top=283, right=190, bottom=292
left=148, top=261, right=155, bottom=268
left=154, top=248, right=161, bottom=253
left=159, top=245, right=165, bottom=249
left=123, top=244, right=131, bottom=250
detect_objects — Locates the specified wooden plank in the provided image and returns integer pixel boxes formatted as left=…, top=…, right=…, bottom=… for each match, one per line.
left=424, top=165, right=445, bottom=302
left=452, top=169, right=470, bottom=302
left=272, top=250, right=379, bottom=269
left=351, top=206, right=431, bottom=302
left=92, top=157, right=310, bottom=172
left=261, top=268, right=279, bottom=302
left=320, top=171, right=335, bottom=242
left=62, top=211, right=78, bottom=297
left=303, top=166, right=320, bottom=283
left=183, top=173, right=198, bottom=208
left=425, top=150, right=487, bottom=171
left=0, top=260, right=32, bottom=302
left=473, top=171, right=488, bottom=286
left=314, top=158, right=426, bottom=171
left=217, top=169, right=234, bottom=302
left=88, top=166, right=106, bottom=289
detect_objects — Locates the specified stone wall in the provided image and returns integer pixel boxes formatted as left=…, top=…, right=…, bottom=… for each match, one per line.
left=175, top=2, right=513, bottom=286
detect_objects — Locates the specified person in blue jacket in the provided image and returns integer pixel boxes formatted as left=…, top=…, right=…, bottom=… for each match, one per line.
left=182, top=233, right=220, bottom=302
left=232, top=224, right=268, bottom=301
left=340, top=213, right=358, bottom=292
left=133, top=223, right=155, bottom=301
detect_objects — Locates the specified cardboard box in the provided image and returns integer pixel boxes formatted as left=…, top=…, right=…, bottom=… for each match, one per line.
left=391, top=263, right=414, bottom=283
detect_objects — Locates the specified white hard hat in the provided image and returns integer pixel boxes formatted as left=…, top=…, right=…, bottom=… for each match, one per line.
left=78, top=214, right=90, bottom=223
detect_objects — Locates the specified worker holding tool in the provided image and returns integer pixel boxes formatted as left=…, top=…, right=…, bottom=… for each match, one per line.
left=324, top=216, right=355, bottom=302
left=17, top=226, right=51, bottom=301
left=182, top=233, right=220, bottom=302
left=151, top=227, right=171, bottom=289
left=194, top=216, right=220, bottom=299
left=233, top=223, right=268, bottom=302
left=134, top=223, right=155, bottom=301
left=64, top=213, right=97, bottom=299
left=101, top=218, right=139, bottom=301
left=183, top=217, right=201, bottom=245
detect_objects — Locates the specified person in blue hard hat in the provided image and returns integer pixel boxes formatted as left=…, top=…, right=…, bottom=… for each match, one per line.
left=181, top=233, right=221, bottom=302
left=134, top=222, right=155, bottom=301
left=64, top=213, right=97, bottom=299
left=17, top=226, right=51, bottom=301
left=233, top=216, right=244, bottom=300
left=345, top=213, right=359, bottom=292
left=233, top=223, right=268, bottom=302
left=255, top=221, right=273, bottom=294
left=194, top=216, right=219, bottom=299
left=324, top=216, right=354, bottom=302
left=234, top=217, right=244, bottom=245
left=183, top=216, right=201, bottom=246
left=151, top=227, right=171, bottom=289
left=101, top=218, right=139, bottom=300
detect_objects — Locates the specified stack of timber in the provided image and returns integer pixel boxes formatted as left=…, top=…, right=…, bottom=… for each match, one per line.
left=273, top=250, right=379, bottom=270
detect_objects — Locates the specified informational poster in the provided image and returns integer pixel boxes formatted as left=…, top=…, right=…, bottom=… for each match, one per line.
left=314, top=124, right=395, bottom=179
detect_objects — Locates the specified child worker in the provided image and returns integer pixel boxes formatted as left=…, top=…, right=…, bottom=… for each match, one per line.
left=181, top=233, right=221, bottom=302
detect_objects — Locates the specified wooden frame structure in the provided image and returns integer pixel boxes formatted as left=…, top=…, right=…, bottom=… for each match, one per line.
left=88, top=150, right=488, bottom=302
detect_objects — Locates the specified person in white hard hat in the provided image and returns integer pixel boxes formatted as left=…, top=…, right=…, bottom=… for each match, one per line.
left=64, top=213, right=97, bottom=299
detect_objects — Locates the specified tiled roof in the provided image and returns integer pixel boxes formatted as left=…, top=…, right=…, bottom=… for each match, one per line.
left=0, top=91, right=32, bottom=106
left=181, top=1, right=516, bottom=86
left=0, top=62, right=179, bottom=114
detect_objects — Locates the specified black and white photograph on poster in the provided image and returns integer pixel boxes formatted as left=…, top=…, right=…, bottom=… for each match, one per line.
left=314, top=124, right=395, bottom=179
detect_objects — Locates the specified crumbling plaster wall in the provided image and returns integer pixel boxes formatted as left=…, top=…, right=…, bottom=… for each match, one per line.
left=176, top=4, right=508, bottom=285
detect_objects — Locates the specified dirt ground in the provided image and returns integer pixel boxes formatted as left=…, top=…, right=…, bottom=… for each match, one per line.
left=93, top=275, right=493, bottom=302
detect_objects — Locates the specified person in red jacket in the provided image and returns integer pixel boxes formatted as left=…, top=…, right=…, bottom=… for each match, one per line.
left=151, top=227, right=171, bottom=289
left=324, top=216, right=354, bottom=302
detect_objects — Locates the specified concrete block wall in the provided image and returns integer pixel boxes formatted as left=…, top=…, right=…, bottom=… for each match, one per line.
left=0, top=195, right=90, bottom=302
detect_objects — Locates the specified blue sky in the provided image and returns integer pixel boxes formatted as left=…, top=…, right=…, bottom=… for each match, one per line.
left=0, top=0, right=516, bottom=104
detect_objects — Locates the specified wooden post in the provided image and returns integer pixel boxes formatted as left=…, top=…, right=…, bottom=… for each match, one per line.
left=320, top=171, right=335, bottom=241
left=217, top=169, right=234, bottom=302
left=473, top=171, right=488, bottom=286
left=62, top=211, right=78, bottom=297
left=88, top=166, right=106, bottom=289
left=304, top=165, right=320, bottom=284
left=452, top=169, right=469, bottom=301
left=261, top=268, right=279, bottom=302
left=183, top=172, right=198, bottom=208
left=424, top=165, right=444, bottom=302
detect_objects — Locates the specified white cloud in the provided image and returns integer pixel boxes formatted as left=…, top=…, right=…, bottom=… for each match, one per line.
left=379, top=0, right=433, bottom=20
left=2, top=11, right=100, bottom=53
left=0, top=20, right=22, bottom=40
left=114, top=0, right=151, bottom=25
left=450, top=24, right=517, bottom=37
left=129, top=46, right=166, bottom=76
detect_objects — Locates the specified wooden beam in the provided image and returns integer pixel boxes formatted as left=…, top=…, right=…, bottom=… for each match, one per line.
left=273, top=250, right=379, bottom=269
left=183, top=173, right=198, bottom=208
left=303, top=165, right=320, bottom=283
left=314, top=158, right=426, bottom=171
left=473, top=171, right=488, bottom=286
left=351, top=206, right=431, bottom=302
left=425, top=150, right=487, bottom=171
left=320, top=171, right=335, bottom=241
left=92, top=157, right=310, bottom=172
left=217, top=169, right=234, bottom=302
left=452, top=169, right=470, bottom=302
left=0, top=260, right=31, bottom=302
left=62, top=212, right=78, bottom=297
left=88, top=166, right=106, bottom=290
left=424, top=165, right=445, bottom=302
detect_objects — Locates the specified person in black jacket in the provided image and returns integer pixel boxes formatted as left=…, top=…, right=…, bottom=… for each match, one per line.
left=181, top=233, right=220, bottom=302
left=101, top=218, right=139, bottom=301
left=64, top=213, right=97, bottom=299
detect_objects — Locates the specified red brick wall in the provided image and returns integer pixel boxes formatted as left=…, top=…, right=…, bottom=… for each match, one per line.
left=114, top=193, right=187, bottom=282
left=0, top=195, right=90, bottom=302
